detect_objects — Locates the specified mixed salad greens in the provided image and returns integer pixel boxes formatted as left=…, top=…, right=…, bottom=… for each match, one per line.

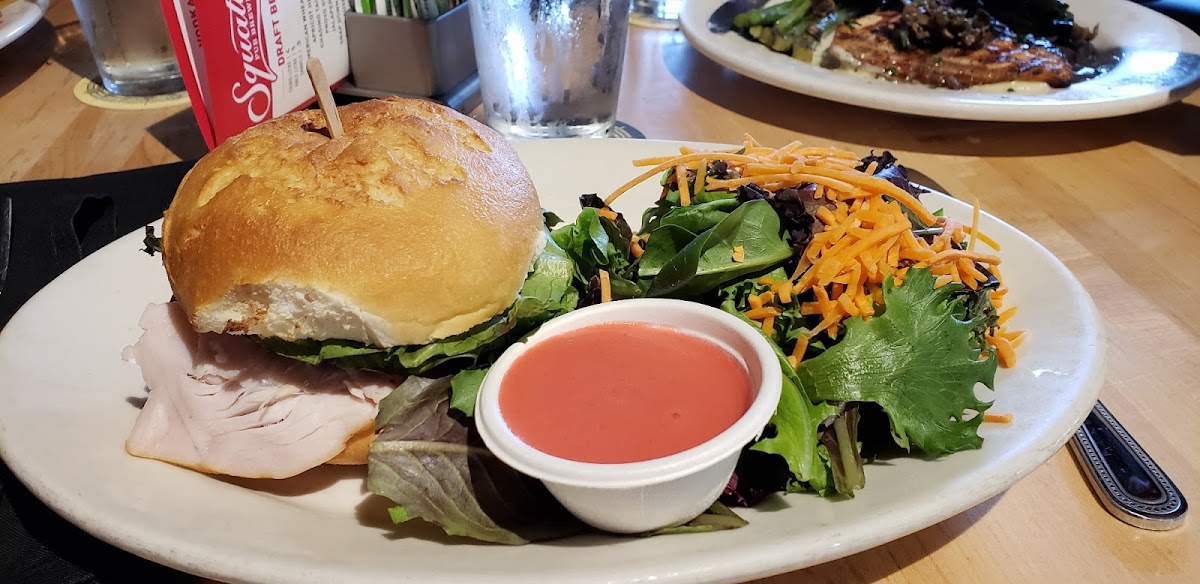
left=265, top=142, right=1020, bottom=544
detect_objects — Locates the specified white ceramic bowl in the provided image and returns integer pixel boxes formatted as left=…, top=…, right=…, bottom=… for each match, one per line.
left=475, top=298, right=783, bottom=534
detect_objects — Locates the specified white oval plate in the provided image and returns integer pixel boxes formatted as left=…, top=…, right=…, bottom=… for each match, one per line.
left=0, top=139, right=1104, bottom=584
left=680, top=0, right=1200, bottom=121
left=0, top=0, right=48, bottom=51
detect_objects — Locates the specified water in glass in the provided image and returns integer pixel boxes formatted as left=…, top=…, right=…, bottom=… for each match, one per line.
left=630, top=0, right=682, bottom=28
left=469, top=0, right=631, bottom=139
left=72, top=0, right=184, bottom=96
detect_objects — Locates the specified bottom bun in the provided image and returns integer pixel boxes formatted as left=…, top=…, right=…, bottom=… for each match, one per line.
left=327, top=423, right=377, bottom=466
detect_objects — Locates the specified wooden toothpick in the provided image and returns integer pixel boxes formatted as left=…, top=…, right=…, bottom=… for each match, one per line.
left=305, top=57, right=344, bottom=139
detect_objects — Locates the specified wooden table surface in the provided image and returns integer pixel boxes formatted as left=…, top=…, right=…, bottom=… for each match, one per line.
left=2, top=2, right=1197, bottom=582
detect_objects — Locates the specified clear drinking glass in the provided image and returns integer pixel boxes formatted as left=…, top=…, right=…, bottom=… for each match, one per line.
left=630, top=0, right=682, bottom=29
left=469, top=0, right=631, bottom=139
left=71, top=0, right=184, bottom=96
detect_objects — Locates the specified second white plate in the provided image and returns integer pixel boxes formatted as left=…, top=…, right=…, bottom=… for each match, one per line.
left=0, top=0, right=49, bottom=51
left=680, top=0, right=1200, bottom=121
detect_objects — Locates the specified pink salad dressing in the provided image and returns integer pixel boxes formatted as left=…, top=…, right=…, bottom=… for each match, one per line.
left=499, top=322, right=753, bottom=464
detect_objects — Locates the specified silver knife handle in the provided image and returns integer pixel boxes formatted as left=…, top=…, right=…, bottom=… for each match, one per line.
left=1068, top=401, right=1188, bottom=530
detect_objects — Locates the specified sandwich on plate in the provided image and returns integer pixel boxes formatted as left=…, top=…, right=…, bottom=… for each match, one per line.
left=123, top=97, right=570, bottom=479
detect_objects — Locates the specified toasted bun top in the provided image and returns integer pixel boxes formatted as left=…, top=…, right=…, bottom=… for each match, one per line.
left=161, top=98, right=544, bottom=347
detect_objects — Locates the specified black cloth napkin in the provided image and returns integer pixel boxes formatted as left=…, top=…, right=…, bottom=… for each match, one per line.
left=0, top=162, right=197, bottom=584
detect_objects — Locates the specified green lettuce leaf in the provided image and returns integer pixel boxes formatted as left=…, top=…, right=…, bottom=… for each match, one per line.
left=543, top=210, right=565, bottom=227
left=449, top=368, right=488, bottom=417
left=818, top=405, right=866, bottom=495
left=550, top=206, right=643, bottom=303
left=257, top=338, right=383, bottom=367
left=641, top=166, right=738, bottom=233
left=652, top=198, right=741, bottom=236
left=796, top=267, right=997, bottom=456
left=643, top=502, right=748, bottom=535
left=550, top=207, right=613, bottom=280
left=718, top=278, right=837, bottom=487
left=753, top=365, right=838, bottom=487
left=635, top=199, right=746, bottom=283
left=367, top=376, right=581, bottom=544
left=719, top=266, right=813, bottom=348
left=636, top=224, right=698, bottom=277
left=642, top=200, right=793, bottom=299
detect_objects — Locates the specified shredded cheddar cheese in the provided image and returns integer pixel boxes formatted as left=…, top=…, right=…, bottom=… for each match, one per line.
left=964, top=225, right=1000, bottom=251
left=744, top=307, right=781, bottom=319
left=605, top=153, right=759, bottom=205
left=676, top=164, right=692, bottom=206
left=776, top=280, right=793, bottom=304
left=614, top=136, right=1022, bottom=370
left=597, top=208, right=618, bottom=222
left=790, top=335, right=809, bottom=365
left=599, top=270, right=611, bottom=303
left=968, top=197, right=981, bottom=252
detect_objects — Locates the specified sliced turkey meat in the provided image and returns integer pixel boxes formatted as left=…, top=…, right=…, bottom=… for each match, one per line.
left=124, top=302, right=402, bottom=479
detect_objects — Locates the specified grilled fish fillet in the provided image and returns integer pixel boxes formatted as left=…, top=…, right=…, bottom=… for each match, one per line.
left=829, top=12, right=1073, bottom=89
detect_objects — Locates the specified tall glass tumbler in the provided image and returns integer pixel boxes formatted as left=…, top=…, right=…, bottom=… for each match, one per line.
left=469, top=0, right=631, bottom=139
left=630, top=0, right=682, bottom=29
left=71, top=0, right=184, bottom=96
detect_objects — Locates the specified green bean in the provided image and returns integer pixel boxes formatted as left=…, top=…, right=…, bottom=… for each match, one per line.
left=733, top=0, right=803, bottom=30
left=809, top=10, right=845, bottom=38
left=774, top=0, right=813, bottom=34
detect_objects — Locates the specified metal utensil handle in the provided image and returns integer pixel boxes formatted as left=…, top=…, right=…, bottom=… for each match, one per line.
left=1068, top=401, right=1187, bottom=530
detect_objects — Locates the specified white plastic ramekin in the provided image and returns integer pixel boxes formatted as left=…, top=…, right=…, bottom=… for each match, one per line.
left=474, top=298, right=782, bottom=534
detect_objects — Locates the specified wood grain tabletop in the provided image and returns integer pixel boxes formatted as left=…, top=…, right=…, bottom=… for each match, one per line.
left=1, top=1, right=1197, bottom=582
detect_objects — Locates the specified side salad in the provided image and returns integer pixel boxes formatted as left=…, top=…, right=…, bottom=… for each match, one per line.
left=276, top=139, right=1023, bottom=543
